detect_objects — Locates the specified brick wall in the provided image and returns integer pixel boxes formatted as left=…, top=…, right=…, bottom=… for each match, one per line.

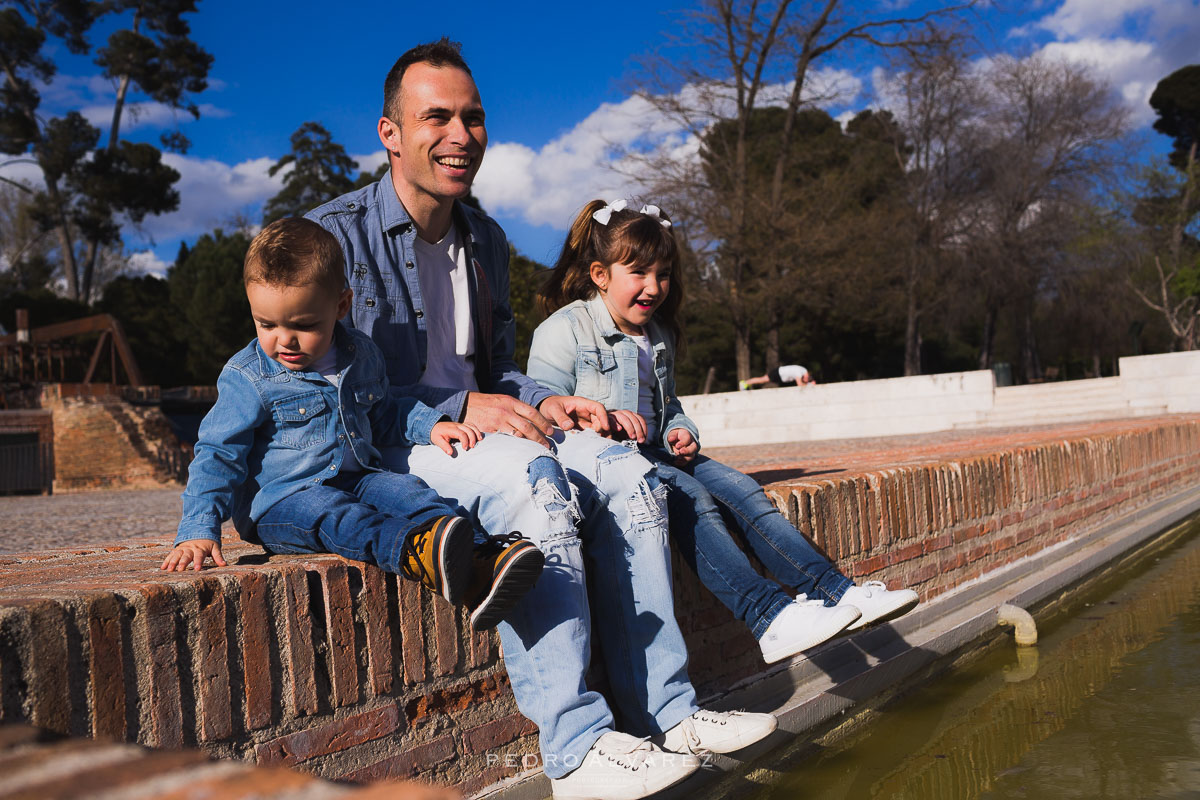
left=1, top=416, right=1198, bottom=795
left=40, top=384, right=190, bottom=492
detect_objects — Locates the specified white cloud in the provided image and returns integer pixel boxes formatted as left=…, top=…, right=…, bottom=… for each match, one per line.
left=80, top=101, right=231, bottom=131
left=131, top=154, right=281, bottom=245
left=1026, top=0, right=1200, bottom=126
left=475, top=67, right=866, bottom=230
left=126, top=250, right=171, bottom=277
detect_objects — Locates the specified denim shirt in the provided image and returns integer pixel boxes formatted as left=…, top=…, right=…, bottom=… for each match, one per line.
left=176, top=324, right=445, bottom=545
left=527, top=295, right=700, bottom=451
left=305, top=171, right=553, bottom=420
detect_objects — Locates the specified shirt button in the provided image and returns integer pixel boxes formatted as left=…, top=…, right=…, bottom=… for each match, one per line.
left=406, top=260, right=415, bottom=269
left=365, top=298, right=376, bottom=307
left=347, top=202, right=356, bottom=209
left=415, top=310, right=424, bottom=319
left=338, top=434, right=344, bottom=440
left=349, top=432, right=356, bottom=438
left=330, top=465, right=336, bottom=471
left=298, top=407, right=306, bottom=414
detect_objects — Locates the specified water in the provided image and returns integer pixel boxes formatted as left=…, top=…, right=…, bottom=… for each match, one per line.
left=752, top=516, right=1200, bottom=800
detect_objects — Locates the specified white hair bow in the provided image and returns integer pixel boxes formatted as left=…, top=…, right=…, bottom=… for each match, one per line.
left=592, top=199, right=628, bottom=225
left=638, top=204, right=671, bottom=228
left=592, top=199, right=672, bottom=228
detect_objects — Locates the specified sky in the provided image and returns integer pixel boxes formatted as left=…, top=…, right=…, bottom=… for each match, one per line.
left=9, top=0, right=1200, bottom=278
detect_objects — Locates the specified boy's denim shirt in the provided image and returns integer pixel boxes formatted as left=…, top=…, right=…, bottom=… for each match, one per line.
left=527, top=295, right=700, bottom=452
left=305, top=170, right=552, bottom=420
left=176, top=323, right=445, bottom=545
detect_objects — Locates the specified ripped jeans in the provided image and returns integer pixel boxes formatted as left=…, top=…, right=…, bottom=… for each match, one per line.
left=386, top=429, right=698, bottom=779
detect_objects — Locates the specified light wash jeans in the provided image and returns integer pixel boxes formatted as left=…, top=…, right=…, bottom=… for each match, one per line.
left=647, top=450, right=854, bottom=639
left=386, top=429, right=698, bottom=779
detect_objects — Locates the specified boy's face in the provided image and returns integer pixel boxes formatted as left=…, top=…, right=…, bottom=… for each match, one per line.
left=246, top=281, right=351, bottom=371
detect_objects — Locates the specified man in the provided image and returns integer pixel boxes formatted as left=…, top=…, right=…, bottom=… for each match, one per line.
left=307, top=39, right=774, bottom=800
left=740, top=364, right=816, bottom=390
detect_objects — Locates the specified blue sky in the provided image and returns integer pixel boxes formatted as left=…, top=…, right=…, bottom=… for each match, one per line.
left=12, top=0, right=1200, bottom=276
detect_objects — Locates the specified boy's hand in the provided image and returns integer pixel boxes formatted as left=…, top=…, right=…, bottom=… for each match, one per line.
left=608, top=409, right=648, bottom=443
left=431, top=420, right=482, bottom=455
left=161, top=539, right=226, bottom=572
left=666, top=428, right=699, bottom=466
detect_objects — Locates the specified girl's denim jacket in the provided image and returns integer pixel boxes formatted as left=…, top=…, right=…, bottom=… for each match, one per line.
left=176, top=323, right=444, bottom=545
left=527, top=295, right=700, bottom=452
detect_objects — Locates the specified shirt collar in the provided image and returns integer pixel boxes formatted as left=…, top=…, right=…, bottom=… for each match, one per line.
left=253, top=322, right=355, bottom=379
left=378, top=168, right=415, bottom=234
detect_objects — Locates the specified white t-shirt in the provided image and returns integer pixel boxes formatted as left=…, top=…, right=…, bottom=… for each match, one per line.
left=412, top=228, right=478, bottom=392
left=631, top=334, right=659, bottom=442
left=777, top=364, right=809, bottom=384
left=311, top=346, right=362, bottom=472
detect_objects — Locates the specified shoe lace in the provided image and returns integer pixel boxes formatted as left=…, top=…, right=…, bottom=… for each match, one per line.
left=398, top=525, right=432, bottom=584
left=475, top=530, right=527, bottom=558
left=859, top=580, right=886, bottom=595
left=596, top=735, right=655, bottom=770
left=794, top=592, right=827, bottom=607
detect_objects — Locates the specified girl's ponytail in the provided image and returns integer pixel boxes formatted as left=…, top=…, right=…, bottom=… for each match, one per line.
left=537, top=200, right=610, bottom=317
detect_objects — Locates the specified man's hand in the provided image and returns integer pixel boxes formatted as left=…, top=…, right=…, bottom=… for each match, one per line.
left=539, top=395, right=611, bottom=436
left=430, top=420, right=482, bottom=455
left=608, top=409, right=647, bottom=443
left=463, top=392, right=556, bottom=446
left=666, top=428, right=700, bottom=466
left=161, top=539, right=226, bottom=572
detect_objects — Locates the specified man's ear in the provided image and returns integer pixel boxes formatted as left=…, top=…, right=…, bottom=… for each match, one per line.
left=378, top=116, right=400, bottom=156
left=336, top=288, right=353, bottom=320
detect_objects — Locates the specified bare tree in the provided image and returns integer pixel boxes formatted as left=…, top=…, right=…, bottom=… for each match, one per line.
left=968, top=54, right=1131, bottom=378
left=628, top=0, right=975, bottom=381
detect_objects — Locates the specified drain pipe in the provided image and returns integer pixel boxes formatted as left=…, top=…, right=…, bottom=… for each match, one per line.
left=997, top=603, right=1038, bottom=646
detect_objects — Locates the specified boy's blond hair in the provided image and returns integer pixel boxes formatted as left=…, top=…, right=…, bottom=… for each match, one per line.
left=244, top=218, right=345, bottom=295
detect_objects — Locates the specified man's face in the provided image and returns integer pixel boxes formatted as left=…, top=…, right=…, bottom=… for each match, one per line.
left=382, top=62, right=487, bottom=205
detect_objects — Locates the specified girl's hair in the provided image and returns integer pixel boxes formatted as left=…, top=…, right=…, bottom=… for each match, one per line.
left=538, top=199, right=686, bottom=350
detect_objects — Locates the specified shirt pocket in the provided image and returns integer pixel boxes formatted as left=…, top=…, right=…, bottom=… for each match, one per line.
left=575, top=347, right=618, bottom=402
left=272, top=391, right=328, bottom=450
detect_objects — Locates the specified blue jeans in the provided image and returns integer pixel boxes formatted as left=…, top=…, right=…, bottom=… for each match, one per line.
left=648, top=451, right=853, bottom=639
left=249, top=470, right=458, bottom=573
left=384, top=430, right=697, bottom=779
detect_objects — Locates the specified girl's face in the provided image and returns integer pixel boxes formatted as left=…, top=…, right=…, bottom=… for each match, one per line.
left=590, top=259, right=671, bottom=336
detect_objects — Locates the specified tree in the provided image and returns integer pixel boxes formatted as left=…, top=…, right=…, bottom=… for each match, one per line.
left=0, top=180, right=55, bottom=294
left=1149, top=64, right=1200, bottom=172
left=167, top=229, right=254, bottom=383
left=631, top=0, right=974, bottom=382
left=0, top=0, right=211, bottom=303
left=967, top=55, right=1130, bottom=379
left=884, top=44, right=984, bottom=375
left=264, top=122, right=359, bottom=223
left=98, top=273, right=190, bottom=385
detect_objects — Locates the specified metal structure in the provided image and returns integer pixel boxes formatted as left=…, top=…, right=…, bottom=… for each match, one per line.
left=0, top=309, right=144, bottom=388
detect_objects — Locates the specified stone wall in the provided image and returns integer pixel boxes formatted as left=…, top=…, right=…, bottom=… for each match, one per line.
left=0, top=416, right=1198, bottom=796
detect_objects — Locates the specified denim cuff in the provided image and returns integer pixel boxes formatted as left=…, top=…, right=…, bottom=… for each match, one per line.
left=175, top=517, right=223, bottom=546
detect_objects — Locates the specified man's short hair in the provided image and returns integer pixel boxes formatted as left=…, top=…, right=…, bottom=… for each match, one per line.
left=382, top=37, right=472, bottom=120
left=244, top=218, right=345, bottom=296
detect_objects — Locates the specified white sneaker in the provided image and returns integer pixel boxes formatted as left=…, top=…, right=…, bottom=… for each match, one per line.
left=550, top=731, right=699, bottom=800
left=837, top=582, right=919, bottom=631
left=758, top=596, right=862, bottom=663
left=656, top=709, right=778, bottom=755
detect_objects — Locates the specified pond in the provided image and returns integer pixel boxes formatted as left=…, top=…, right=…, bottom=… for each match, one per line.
left=752, top=515, right=1200, bottom=800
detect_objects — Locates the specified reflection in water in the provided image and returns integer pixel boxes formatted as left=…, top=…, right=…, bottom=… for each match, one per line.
left=755, top=517, right=1200, bottom=800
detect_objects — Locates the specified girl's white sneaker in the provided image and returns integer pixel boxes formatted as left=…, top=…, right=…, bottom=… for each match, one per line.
left=836, top=582, right=919, bottom=631
left=758, top=596, right=861, bottom=663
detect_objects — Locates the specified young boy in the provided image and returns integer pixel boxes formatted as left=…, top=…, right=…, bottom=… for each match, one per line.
left=162, top=217, right=542, bottom=630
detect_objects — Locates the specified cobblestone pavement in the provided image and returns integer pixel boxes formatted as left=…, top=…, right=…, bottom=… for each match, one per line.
left=0, top=487, right=184, bottom=553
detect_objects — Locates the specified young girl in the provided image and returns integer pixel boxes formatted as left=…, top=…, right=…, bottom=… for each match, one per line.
left=528, top=199, right=919, bottom=664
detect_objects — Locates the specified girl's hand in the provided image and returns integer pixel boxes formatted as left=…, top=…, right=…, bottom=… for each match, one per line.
left=666, top=428, right=699, bottom=466
left=431, top=421, right=482, bottom=455
left=608, top=409, right=648, bottom=443
left=161, top=539, right=226, bottom=571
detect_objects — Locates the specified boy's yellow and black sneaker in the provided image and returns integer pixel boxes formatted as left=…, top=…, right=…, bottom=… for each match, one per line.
left=399, top=516, right=474, bottom=604
left=467, top=533, right=545, bottom=631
